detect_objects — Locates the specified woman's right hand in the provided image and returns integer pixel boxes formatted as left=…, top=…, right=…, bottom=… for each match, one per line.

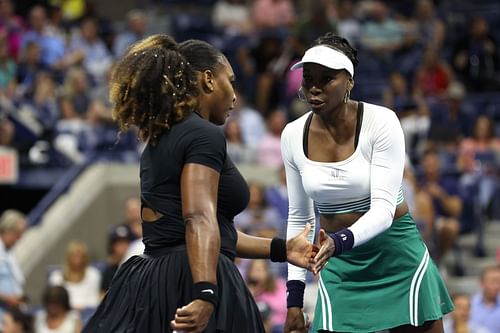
left=170, top=299, right=214, bottom=333
left=312, top=229, right=335, bottom=275
left=284, top=307, right=307, bottom=333
left=286, top=223, right=319, bottom=271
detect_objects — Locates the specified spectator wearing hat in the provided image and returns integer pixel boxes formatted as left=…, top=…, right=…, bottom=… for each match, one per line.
left=120, top=197, right=142, bottom=241
left=100, top=225, right=132, bottom=296
left=117, top=197, right=145, bottom=264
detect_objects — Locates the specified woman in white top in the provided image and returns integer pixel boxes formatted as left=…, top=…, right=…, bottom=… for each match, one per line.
left=48, top=240, right=101, bottom=310
left=281, top=33, right=453, bottom=333
left=34, top=286, right=81, bottom=333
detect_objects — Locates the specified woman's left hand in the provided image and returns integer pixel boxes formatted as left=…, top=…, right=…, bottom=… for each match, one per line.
left=286, top=223, right=319, bottom=271
left=170, top=299, right=214, bottom=333
left=312, top=229, right=335, bottom=275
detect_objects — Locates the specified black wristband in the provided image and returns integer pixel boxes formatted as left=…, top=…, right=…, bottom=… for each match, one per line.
left=286, top=280, right=305, bottom=308
left=192, top=281, right=218, bottom=307
left=328, top=228, right=354, bottom=256
left=270, top=237, right=287, bottom=262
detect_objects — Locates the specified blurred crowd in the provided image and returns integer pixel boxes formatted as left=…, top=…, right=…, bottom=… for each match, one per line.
left=1, top=198, right=499, bottom=333
left=0, top=0, right=499, bottom=332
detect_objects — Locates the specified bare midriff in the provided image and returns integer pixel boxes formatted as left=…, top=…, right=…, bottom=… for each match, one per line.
left=320, top=201, right=409, bottom=233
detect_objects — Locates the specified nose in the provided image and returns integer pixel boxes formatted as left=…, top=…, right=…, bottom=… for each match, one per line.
left=231, top=93, right=236, bottom=108
left=309, top=85, right=322, bottom=95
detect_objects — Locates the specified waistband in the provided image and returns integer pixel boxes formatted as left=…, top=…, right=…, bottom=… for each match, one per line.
left=141, top=243, right=236, bottom=262
left=142, top=244, right=186, bottom=258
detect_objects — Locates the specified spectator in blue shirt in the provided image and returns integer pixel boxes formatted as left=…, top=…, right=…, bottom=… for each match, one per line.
left=20, top=6, right=65, bottom=69
left=113, top=9, right=147, bottom=58
left=0, top=210, right=27, bottom=332
left=470, top=266, right=500, bottom=333
left=444, top=293, right=491, bottom=333
left=67, top=17, right=113, bottom=84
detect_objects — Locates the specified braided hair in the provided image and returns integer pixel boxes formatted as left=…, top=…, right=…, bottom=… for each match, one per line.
left=312, top=33, right=359, bottom=69
left=178, top=39, right=226, bottom=74
left=110, top=34, right=198, bottom=144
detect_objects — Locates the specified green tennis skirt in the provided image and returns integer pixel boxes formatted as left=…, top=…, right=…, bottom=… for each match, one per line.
left=312, top=213, right=454, bottom=333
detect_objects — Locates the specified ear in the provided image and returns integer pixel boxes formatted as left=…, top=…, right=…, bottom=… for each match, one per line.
left=200, top=70, right=215, bottom=93
left=347, top=77, right=355, bottom=91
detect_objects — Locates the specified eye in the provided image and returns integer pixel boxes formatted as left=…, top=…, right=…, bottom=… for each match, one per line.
left=302, top=75, right=313, bottom=85
left=324, top=75, right=336, bottom=82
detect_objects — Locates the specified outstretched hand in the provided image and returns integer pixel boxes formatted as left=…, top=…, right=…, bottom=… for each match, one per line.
left=312, top=229, right=335, bottom=275
left=286, top=223, right=319, bottom=272
left=170, top=299, right=214, bottom=333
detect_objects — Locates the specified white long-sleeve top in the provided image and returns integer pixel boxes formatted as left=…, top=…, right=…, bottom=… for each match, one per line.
left=281, top=102, right=406, bottom=282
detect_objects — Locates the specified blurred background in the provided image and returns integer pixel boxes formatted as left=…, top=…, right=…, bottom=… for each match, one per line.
left=0, top=0, right=499, bottom=332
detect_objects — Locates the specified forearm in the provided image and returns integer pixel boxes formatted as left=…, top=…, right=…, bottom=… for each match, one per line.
left=185, top=215, right=220, bottom=284
left=236, top=230, right=272, bottom=259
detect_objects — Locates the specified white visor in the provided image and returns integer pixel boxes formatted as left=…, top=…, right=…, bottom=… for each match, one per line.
left=290, top=45, right=354, bottom=77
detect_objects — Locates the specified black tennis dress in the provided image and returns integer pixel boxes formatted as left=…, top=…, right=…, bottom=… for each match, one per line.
left=83, top=112, right=265, bottom=332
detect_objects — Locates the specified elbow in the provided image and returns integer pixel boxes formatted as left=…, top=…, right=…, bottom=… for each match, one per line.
left=380, top=205, right=395, bottom=231
left=184, top=211, right=219, bottom=234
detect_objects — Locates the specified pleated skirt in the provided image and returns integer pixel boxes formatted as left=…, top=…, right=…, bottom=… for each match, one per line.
left=83, top=246, right=265, bottom=333
left=312, top=213, right=454, bottom=332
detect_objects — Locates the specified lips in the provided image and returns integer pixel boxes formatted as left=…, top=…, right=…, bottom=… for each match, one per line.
left=309, top=98, right=325, bottom=109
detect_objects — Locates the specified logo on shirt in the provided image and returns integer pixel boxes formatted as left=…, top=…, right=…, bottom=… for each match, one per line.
left=331, top=169, right=346, bottom=180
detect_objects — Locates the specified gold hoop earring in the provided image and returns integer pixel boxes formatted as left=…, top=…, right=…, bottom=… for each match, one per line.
left=343, top=90, right=350, bottom=104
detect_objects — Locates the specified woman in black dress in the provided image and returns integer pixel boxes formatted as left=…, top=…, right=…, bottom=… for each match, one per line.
left=83, top=35, right=318, bottom=333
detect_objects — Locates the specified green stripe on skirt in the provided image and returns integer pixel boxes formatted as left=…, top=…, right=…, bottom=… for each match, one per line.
left=312, top=213, right=454, bottom=333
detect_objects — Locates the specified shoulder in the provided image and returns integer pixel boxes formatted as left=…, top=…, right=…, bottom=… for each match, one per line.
left=361, top=102, right=401, bottom=133
left=34, top=311, right=46, bottom=326
left=85, top=266, right=101, bottom=280
left=176, top=113, right=225, bottom=140
left=470, top=292, right=483, bottom=305
left=160, top=113, right=226, bottom=152
left=48, top=269, right=64, bottom=285
left=362, top=102, right=399, bottom=122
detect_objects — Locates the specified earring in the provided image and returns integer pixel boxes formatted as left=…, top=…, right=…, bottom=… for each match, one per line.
left=298, top=87, right=307, bottom=102
left=343, top=90, right=350, bottom=104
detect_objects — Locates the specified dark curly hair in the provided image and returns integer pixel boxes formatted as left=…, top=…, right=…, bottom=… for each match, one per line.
left=110, top=34, right=198, bottom=144
left=312, top=33, right=359, bottom=69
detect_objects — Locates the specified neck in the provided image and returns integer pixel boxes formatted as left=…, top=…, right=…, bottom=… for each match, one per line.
left=425, top=172, right=439, bottom=182
left=316, top=101, right=356, bottom=139
left=484, top=295, right=497, bottom=306
left=1, top=236, right=11, bottom=250
left=195, top=98, right=210, bottom=120
left=48, top=311, right=66, bottom=319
